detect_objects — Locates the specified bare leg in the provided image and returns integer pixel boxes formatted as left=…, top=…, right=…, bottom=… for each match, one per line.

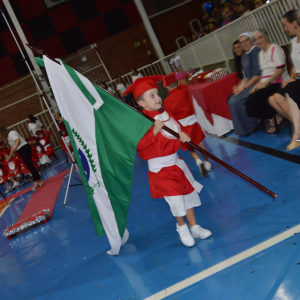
left=185, top=208, right=197, bottom=227
left=175, top=216, right=186, bottom=226
left=9, top=178, right=16, bottom=183
left=188, top=148, right=200, bottom=162
left=273, top=94, right=292, bottom=121
left=199, top=143, right=209, bottom=161
left=16, top=176, right=21, bottom=183
left=286, top=94, right=300, bottom=151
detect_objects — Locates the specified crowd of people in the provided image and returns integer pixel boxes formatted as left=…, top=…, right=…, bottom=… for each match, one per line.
left=0, top=114, right=74, bottom=194
left=190, top=0, right=266, bottom=42
left=228, top=9, right=300, bottom=151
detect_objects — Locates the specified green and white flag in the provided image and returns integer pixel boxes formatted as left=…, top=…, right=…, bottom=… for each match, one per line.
left=44, top=56, right=152, bottom=255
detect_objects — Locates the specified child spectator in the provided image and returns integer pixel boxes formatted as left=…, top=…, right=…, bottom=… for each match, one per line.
left=36, top=130, right=56, bottom=161
left=0, top=160, right=10, bottom=193
left=100, top=82, right=116, bottom=95
left=123, top=76, right=212, bottom=247
left=31, top=137, right=51, bottom=167
left=163, top=72, right=211, bottom=176
left=2, top=149, right=22, bottom=188
left=60, top=129, right=74, bottom=164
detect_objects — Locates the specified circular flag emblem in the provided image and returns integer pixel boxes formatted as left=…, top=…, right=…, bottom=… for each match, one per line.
left=78, top=148, right=90, bottom=181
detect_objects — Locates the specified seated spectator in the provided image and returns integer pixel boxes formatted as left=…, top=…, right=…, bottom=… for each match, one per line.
left=245, top=28, right=289, bottom=133
left=27, top=114, right=43, bottom=136
left=205, top=24, right=211, bottom=32
left=222, top=8, right=234, bottom=26
left=131, top=68, right=143, bottom=82
left=0, top=161, right=10, bottom=193
left=269, top=10, right=300, bottom=150
left=241, top=1, right=255, bottom=17
left=60, top=129, right=74, bottom=164
left=201, top=12, right=210, bottom=25
left=100, top=82, right=116, bottom=95
left=2, top=150, right=22, bottom=189
left=36, top=129, right=56, bottom=161
left=236, top=2, right=247, bottom=16
left=207, top=21, right=219, bottom=32
left=116, top=76, right=129, bottom=99
left=233, top=40, right=245, bottom=80
left=228, top=32, right=261, bottom=136
left=254, top=0, right=263, bottom=9
left=192, top=31, right=200, bottom=41
left=198, top=27, right=208, bottom=38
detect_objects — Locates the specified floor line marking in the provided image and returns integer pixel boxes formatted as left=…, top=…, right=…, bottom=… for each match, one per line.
left=212, top=134, right=300, bottom=165
left=144, top=224, right=300, bottom=300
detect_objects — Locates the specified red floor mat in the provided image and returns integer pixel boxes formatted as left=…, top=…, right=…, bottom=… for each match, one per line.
left=3, top=169, right=70, bottom=238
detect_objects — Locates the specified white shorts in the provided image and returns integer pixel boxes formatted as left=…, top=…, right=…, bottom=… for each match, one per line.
left=164, top=190, right=201, bottom=217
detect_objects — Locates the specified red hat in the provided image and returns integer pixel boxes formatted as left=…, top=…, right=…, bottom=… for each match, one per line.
left=36, top=130, right=44, bottom=136
left=59, top=122, right=66, bottom=131
left=123, top=76, right=163, bottom=99
left=1, top=148, right=10, bottom=155
left=162, top=70, right=188, bottom=87
left=25, top=137, right=31, bottom=142
left=30, top=136, right=37, bottom=142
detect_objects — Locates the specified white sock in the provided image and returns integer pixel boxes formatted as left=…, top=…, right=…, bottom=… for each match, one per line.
left=196, top=159, right=203, bottom=166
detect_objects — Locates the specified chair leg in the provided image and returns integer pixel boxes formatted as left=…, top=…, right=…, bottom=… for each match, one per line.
left=288, top=120, right=294, bottom=138
left=260, top=119, right=266, bottom=131
left=274, top=116, right=279, bottom=135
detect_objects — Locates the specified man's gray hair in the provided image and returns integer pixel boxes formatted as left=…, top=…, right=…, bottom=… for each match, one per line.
left=252, top=27, right=269, bottom=39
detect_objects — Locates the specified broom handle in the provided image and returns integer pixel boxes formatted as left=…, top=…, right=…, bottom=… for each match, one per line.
left=26, top=45, right=277, bottom=199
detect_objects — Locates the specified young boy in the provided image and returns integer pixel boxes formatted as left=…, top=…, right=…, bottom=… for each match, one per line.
left=123, top=76, right=212, bottom=247
left=31, top=137, right=51, bottom=167
left=36, top=130, right=56, bottom=161
left=2, top=149, right=22, bottom=188
left=0, top=159, right=10, bottom=193
left=162, top=72, right=211, bottom=176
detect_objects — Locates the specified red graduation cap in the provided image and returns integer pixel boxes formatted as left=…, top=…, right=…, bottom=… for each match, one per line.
left=162, top=70, right=189, bottom=87
left=1, top=148, right=10, bottom=155
left=123, top=76, right=163, bottom=100
left=25, top=137, right=31, bottom=142
left=30, top=136, right=37, bottom=142
left=36, top=130, right=44, bottom=136
left=59, top=122, right=66, bottom=131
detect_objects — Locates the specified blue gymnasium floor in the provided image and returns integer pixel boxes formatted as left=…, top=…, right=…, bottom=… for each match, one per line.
left=1, top=125, right=300, bottom=300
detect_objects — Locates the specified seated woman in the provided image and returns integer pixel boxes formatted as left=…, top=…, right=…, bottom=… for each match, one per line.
left=245, top=28, right=289, bottom=133
left=100, top=82, right=116, bottom=95
left=228, top=32, right=261, bottom=135
left=131, top=68, right=143, bottom=82
left=269, top=10, right=300, bottom=151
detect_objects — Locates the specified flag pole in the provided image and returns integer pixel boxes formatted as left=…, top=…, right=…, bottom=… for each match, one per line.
left=26, top=45, right=277, bottom=199
left=0, top=9, right=80, bottom=205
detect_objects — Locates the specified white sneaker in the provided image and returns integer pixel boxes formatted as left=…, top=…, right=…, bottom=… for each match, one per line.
left=176, top=223, right=195, bottom=247
left=4, top=189, right=10, bottom=194
left=204, top=161, right=212, bottom=171
left=12, top=181, right=19, bottom=188
left=190, top=225, right=212, bottom=239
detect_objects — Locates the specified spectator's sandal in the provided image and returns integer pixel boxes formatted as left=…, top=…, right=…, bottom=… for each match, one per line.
left=267, top=125, right=276, bottom=134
